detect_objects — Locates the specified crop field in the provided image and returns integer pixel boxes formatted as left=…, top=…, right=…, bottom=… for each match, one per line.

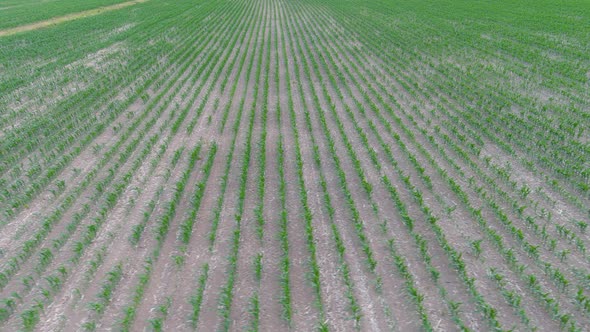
left=0, top=0, right=589, bottom=330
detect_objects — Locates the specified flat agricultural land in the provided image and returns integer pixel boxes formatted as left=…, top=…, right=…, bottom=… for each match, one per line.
left=1, top=0, right=589, bottom=331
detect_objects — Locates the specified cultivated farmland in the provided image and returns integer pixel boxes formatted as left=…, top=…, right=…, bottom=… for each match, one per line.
left=1, top=0, right=589, bottom=330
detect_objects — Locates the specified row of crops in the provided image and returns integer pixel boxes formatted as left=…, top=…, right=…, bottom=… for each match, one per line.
left=0, top=0, right=588, bottom=330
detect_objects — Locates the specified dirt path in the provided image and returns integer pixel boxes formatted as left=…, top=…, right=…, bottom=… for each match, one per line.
left=0, top=0, right=148, bottom=37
